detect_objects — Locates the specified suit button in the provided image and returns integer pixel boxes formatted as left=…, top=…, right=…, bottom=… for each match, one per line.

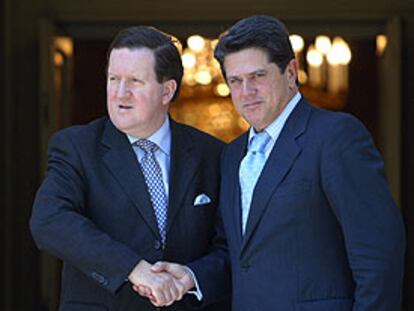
left=91, top=272, right=108, bottom=285
left=240, top=262, right=250, bottom=272
left=154, top=240, right=162, bottom=250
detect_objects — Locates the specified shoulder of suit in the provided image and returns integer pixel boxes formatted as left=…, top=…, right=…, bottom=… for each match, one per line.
left=309, top=105, right=366, bottom=132
left=294, top=102, right=370, bottom=146
left=50, top=116, right=108, bottom=143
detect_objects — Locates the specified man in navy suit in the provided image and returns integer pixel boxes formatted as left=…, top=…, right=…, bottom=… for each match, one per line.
left=30, top=26, right=230, bottom=310
left=213, top=15, right=406, bottom=311
left=153, top=15, right=405, bottom=310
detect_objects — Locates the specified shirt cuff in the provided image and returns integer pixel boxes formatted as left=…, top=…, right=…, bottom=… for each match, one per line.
left=184, top=266, right=203, bottom=301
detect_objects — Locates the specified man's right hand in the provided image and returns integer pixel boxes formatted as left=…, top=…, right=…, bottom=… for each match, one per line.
left=128, top=260, right=186, bottom=307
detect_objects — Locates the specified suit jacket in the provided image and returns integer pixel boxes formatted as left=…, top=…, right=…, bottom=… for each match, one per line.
left=203, top=98, right=405, bottom=311
left=30, top=116, right=231, bottom=311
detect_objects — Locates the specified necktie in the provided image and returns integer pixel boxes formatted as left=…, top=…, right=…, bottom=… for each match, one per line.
left=136, top=139, right=168, bottom=245
left=239, top=131, right=271, bottom=234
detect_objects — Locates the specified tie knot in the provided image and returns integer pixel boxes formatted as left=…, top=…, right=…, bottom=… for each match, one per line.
left=136, top=139, right=158, bottom=153
left=249, top=131, right=270, bottom=153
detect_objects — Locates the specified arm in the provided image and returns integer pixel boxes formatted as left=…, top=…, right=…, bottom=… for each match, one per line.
left=186, top=212, right=231, bottom=306
left=186, top=146, right=232, bottom=305
left=321, top=115, right=405, bottom=311
left=30, top=130, right=144, bottom=294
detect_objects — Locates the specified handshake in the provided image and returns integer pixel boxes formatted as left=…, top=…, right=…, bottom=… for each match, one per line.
left=128, top=259, right=196, bottom=307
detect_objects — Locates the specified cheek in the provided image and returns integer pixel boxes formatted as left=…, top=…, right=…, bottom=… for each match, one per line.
left=230, top=93, right=240, bottom=108
left=107, top=86, right=117, bottom=101
left=131, top=89, right=147, bottom=102
left=260, top=86, right=277, bottom=101
left=107, top=96, right=117, bottom=111
left=230, top=88, right=241, bottom=101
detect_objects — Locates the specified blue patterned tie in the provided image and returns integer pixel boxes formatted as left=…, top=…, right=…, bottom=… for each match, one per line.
left=239, top=131, right=271, bottom=234
left=136, top=139, right=168, bottom=246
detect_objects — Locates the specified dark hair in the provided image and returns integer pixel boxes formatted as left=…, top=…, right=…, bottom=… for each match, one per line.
left=214, top=15, right=295, bottom=79
left=108, top=26, right=183, bottom=101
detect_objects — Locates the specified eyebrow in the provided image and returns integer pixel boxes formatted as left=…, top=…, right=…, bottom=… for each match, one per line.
left=227, top=68, right=268, bottom=80
left=106, top=72, right=144, bottom=79
left=250, top=69, right=267, bottom=75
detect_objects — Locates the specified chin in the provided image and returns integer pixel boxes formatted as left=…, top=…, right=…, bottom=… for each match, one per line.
left=111, top=118, right=134, bottom=132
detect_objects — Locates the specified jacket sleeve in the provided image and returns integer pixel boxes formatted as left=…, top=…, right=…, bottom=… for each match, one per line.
left=187, top=147, right=231, bottom=307
left=30, top=130, right=141, bottom=294
left=321, top=114, right=405, bottom=311
left=187, top=211, right=231, bottom=307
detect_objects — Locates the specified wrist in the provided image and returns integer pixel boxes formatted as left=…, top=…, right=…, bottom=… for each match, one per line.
left=182, top=266, right=196, bottom=291
left=129, top=259, right=150, bottom=282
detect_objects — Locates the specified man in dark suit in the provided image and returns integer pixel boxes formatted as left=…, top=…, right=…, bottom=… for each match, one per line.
left=30, top=26, right=230, bottom=310
left=153, top=15, right=406, bottom=310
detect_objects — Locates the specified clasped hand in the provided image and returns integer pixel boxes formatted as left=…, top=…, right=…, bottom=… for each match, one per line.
left=128, top=260, right=195, bottom=307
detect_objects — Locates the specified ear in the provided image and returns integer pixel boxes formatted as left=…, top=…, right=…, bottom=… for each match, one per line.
left=286, top=59, right=299, bottom=88
left=162, top=79, right=177, bottom=106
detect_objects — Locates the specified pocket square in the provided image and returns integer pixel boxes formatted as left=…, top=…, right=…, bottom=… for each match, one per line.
left=193, top=193, right=212, bottom=206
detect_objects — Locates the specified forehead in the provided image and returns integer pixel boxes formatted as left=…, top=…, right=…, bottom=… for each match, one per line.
left=108, top=47, right=156, bottom=74
left=223, top=47, right=271, bottom=77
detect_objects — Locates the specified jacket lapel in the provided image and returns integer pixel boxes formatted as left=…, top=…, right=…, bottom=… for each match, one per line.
left=100, top=119, right=161, bottom=239
left=240, top=99, right=312, bottom=254
left=166, top=119, right=200, bottom=234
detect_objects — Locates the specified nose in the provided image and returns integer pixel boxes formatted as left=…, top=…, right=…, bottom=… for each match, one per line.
left=241, top=80, right=256, bottom=97
left=116, top=80, right=131, bottom=98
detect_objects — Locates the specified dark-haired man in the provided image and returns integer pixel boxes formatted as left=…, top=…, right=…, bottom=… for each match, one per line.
left=154, top=15, right=405, bottom=311
left=30, top=26, right=230, bottom=310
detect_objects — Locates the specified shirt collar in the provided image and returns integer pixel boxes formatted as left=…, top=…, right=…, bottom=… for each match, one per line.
left=127, top=115, right=171, bottom=156
left=248, top=91, right=302, bottom=144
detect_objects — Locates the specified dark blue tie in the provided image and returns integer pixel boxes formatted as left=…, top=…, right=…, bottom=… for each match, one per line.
left=136, top=139, right=168, bottom=246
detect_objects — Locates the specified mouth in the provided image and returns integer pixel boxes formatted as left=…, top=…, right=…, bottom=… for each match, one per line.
left=243, top=101, right=262, bottom=110
left=118, top=104, right=133, bottom=110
